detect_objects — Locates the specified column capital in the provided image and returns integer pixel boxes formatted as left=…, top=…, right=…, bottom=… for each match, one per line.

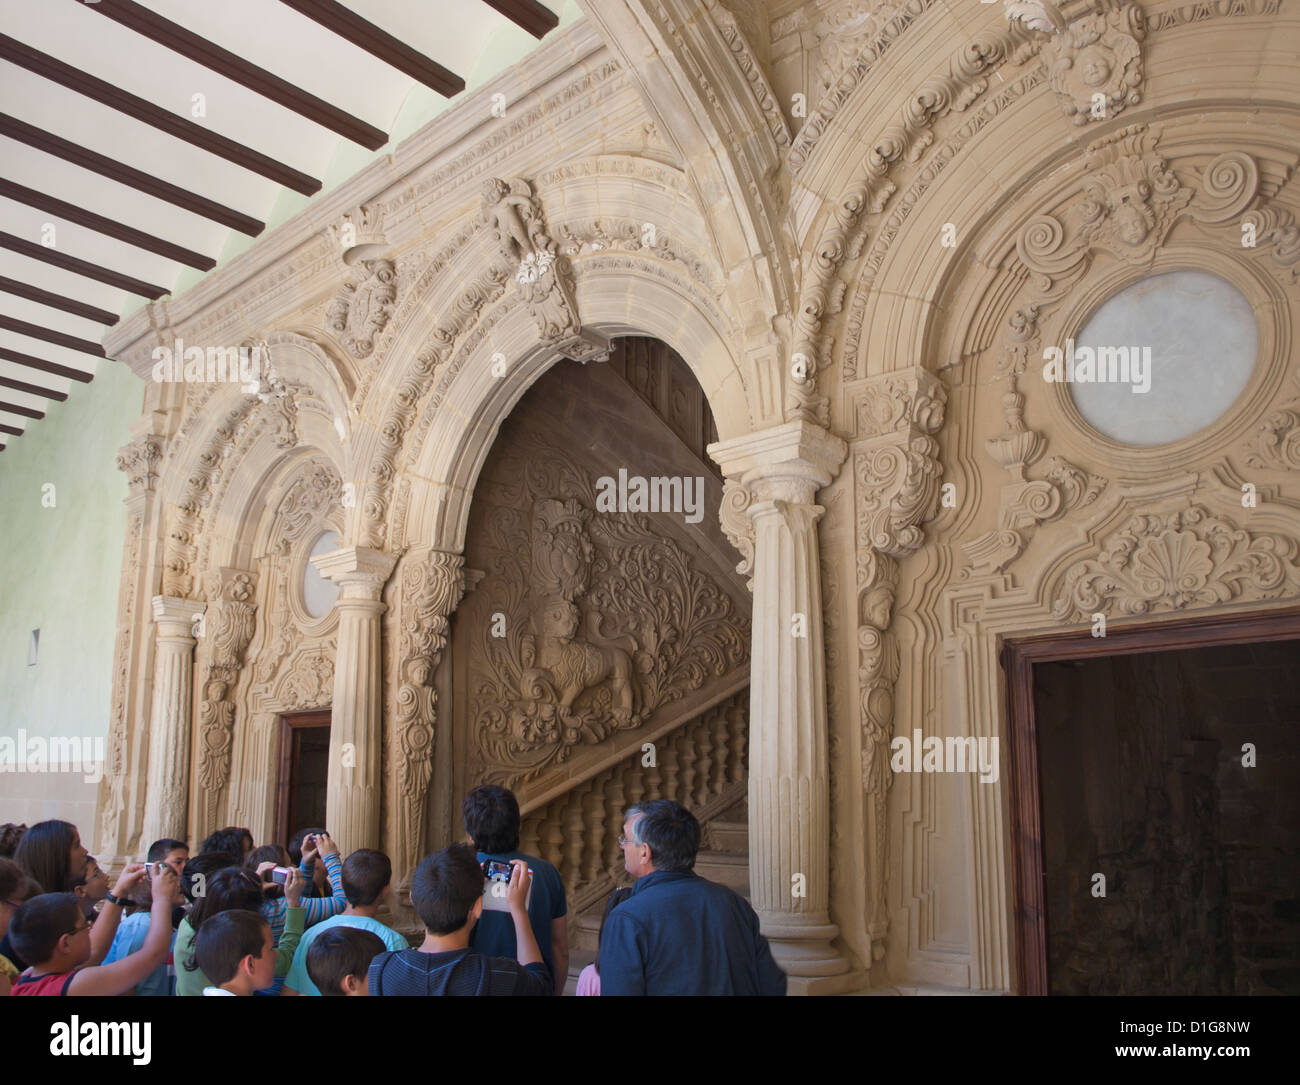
left=152, top=595, right=202, bottom=637
left=708, top=420, right=847, bottom=504
left=312, top=545, right=398, bottom=602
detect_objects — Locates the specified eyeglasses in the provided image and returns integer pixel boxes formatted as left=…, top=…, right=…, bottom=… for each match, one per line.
left=65, top=920, right=92, bottom=937
left=618, top=836, right=643, bottom=848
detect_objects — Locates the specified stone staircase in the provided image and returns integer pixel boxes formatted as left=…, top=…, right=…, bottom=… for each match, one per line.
left=562, top=799, right=750, bottom=995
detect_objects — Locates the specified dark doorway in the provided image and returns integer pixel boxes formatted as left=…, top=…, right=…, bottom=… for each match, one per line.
left=1003, top=609, right=1300, bottom=995
left=275, top=710, right=331, bottom=846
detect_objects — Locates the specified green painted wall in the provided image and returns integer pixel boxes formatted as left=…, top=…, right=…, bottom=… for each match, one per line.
left=0, top=361, right=143, bottom=841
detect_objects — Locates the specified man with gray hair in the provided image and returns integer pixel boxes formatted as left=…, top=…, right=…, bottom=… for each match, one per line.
left=601, top=799, right=786, bottom=996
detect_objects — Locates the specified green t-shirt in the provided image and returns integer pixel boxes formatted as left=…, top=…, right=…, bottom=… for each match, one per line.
left=174, top=907, right=305, bottom=996
left=283, top=914, right=410, bottom=996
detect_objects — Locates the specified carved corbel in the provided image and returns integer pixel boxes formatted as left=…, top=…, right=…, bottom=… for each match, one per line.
left=719, top=478, right=756, bottom=589
left=195, top=568, right=259, bottom=833
left=850, top=368, right=946, bottom=958
left=481, top=176, right=610, bottom=363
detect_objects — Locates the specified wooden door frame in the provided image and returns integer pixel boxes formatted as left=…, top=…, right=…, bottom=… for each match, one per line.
left=274, top=709, right=331, bottom=848
left=999, top=605, right=1300, bottom=995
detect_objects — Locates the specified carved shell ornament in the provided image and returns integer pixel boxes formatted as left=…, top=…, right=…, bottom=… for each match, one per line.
left=1052, top=505, right=1300, bottom=619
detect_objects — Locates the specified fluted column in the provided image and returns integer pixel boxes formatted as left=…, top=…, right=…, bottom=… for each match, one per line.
left=313, top=546, right=397, bottom=851
left=710, top=419, right=861, bottom=994
left=140, top=596, right=202, bottom=844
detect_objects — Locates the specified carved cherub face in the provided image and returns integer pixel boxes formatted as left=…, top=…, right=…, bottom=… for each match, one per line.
left=482, top=178, right=509, bottom=204
left=1077, top=46, right=1112, bottom=88
left=1111, top=184, right=1155, bottom=246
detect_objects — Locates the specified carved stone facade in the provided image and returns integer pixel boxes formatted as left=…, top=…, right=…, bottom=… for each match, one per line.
left=84, top=1, right=1300, bottom=994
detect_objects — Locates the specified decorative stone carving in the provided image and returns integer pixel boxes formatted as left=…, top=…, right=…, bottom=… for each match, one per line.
left=116, top=435, right=165, bottom=493
left=1245, top=396, right=1300, bottom=471
left=848, top=369, right=945, bottom=958
left=389, top=548, right=465, bottom=915
left=1052, top=505, right=1300, bottom=620
left=326, top=258, right=397, bottom=359
left=195, top=568, right=258, bottom=833
left=1043, top=3, right=1145, bottom=125
left=481, top=177, right=610, bottom=363
left=719, top=479, right=756, bottom=588
left=468, top=440, right=747, bottom=785
left=704, top=0, right=790, bottom=150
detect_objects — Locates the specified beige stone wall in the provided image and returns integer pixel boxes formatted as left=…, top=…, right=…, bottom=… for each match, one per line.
left=89, top=0, right=1300, bottom=992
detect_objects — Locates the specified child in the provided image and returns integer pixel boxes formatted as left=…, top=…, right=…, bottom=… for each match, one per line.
left=71, top=856, right=110, bottom=918
left=282, top=848, right=410, bottom=996
left=103, top=860, right=187, bottom=996
left=575, top=886, right=631, bottom=996
left=0, top=858, right=40, bottom=996
left=9, top=865, right=178, bottom=996
left=367, top=844, right=551, bottom=996
left=191, top=910, right=276, bottom=996
left=306, top=927, right=385, bottom=996
left=147, top=838, right=189, bottom=877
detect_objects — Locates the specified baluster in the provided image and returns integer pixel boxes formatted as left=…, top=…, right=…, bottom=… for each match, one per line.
left=709, top=706, right=729, bottom=796
left=695, top=717, right=715, bottom=808
left=605, top=766, right=626, bottom=873
left=661, top=729, right=680, bottom=802
left=520, top=815, right=542, bottom=858
left=544, top=809, right=566, bottom=875
left=563, top=784, right=587, bottom=889
left=679, top=726, right=698, bottom=810
left=627, top=754, right=649, bottom=808
left=727, top=702, right=747, bottom=785
left=582, top=776, right=605, bottom=884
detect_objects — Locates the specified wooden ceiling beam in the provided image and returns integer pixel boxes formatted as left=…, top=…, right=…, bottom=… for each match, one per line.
left=0, top=113, right=264, bottom=236
left=0, top=178, right=214, bottom=271
left=0, top=399, right=43, bottom=420
left=0, top=372, right=69, bottom=402
left=0, top=275, right=119, bottom=325
left=0, top=231, right=168, bottom=299
left=85, top=0, right=388, bottom=150
left=276, top=0, right=466, bottom=97
left=0, top=346, right=94, bottom=383
left=0, top=423, right=23, bottom=437
left=0, top=312, right=107, bottom=357
left=480, top=0, right=559, bottom=39
left=0, top=34, right=322, bottom=195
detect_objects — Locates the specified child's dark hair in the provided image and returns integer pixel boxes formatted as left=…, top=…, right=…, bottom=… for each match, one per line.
left=189, top=867, right=264, bottom=930
left=181, top=852, right=239, bottom=905
left=198, top=827, right=251, bottom=863
left=306, top=927, right=386, bottom=995
left=410, top=843, right=484, bottom=935
left=462, top=785, right=520, bottom=854
left=0, top=823, right=28, bottom=858
left=13, top=820, right=80, bottom=893
left=147, top=838, right=187, bottom=863
left=8, top=892, right=83, bottom=965
left=342, top=849, right=391, bottom=906
left=189, top=909, right=269, bottom=985
left=245, top=844, right=290, bottom=899
left=288, top=827, right=326, bottom=866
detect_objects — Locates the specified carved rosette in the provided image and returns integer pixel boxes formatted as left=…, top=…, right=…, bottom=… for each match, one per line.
left=391, top=548, right=465, bottom=892
left=196, top=568, right=258, bottom=830
left=481, top=176, right=610, bottom=363
left=1052, top=504, right=1300, bottom=620
left=850, top=368, right=946, bottom=957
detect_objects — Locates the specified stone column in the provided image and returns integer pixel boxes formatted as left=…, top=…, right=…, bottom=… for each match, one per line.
left=140, top=596, right=203, bottom=845
left=710, top=419, right=861, bottom=994
left=313, top=546, right=397, bottom=851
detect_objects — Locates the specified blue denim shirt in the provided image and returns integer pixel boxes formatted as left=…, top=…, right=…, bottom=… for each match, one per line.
left=599, top=870, right=787, bottom=996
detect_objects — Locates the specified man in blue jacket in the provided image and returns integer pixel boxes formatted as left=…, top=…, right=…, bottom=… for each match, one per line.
left=599, top=799, right=786, bottom=996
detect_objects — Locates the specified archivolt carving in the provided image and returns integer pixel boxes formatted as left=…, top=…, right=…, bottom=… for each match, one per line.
left=196, top=568, right=259, bottom=830
left=1051, top=504, right=1300, bottom=619
left=1038, top=1, right=1145, bottom=126
left=468, top=440, right=748, bottom=786
left=704, top=0, right=790, bottom=150
left=851, top=368, right=946, bottom=957
left=555, top=219, right=720, bottom=295
left=1245, top=395, right=1300, bottom=471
